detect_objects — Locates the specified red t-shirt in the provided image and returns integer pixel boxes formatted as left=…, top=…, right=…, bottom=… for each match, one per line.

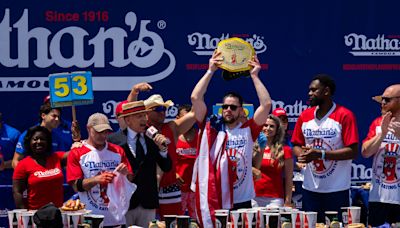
left=175, top=131, right=198, bottom=192
left=159, top=124, right=178, bottom=187
left=13, top=152, right=64, bottom=209
left=254, top=146, right=293, bottom=199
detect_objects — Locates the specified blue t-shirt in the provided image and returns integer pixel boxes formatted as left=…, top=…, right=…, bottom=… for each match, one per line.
left=15, top=127, right=67, bottom=155
left=53, top=119, right=73, bottom=152
left=0, top=123, right=21, bottom=185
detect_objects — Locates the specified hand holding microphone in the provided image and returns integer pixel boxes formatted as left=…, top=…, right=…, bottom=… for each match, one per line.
left=146, top=126, right=170, bottom=151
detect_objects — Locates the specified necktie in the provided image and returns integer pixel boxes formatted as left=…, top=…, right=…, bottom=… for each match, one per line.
left=136, top=134, right=145, bottom=163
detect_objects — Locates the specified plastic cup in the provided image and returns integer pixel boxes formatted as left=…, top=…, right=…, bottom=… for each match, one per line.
left=164, top=215, right=177, bottom=228
left=302, top=212, right=317, bottom=228
left=176, top=215, right=190, bottom=228
left=215, top=213, right=228, bottom=228
left=263, top=212, right=280, bottom=228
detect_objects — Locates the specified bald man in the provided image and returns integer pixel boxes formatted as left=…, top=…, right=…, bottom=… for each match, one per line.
left=362, top=84, right=400, bottom=226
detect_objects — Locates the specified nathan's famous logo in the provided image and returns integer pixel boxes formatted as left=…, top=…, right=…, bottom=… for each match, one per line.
left=187, top=33, right=267, bottom=56
left=272, top=100, right=308, bottom=123
left=308, top=138, right=335, bottom=175
left=312, top=138, right=326, bottom=172
left=34, top=168, right=61, bottom=178
left=0, top=9, right=175, bottom=84
left=225, top=137, right=247, bottom=187
left=382, top=143, right=399, bottom=183
left=89, top=170, right=110, bottom=207
left=344, top=33, right=400, bottom=56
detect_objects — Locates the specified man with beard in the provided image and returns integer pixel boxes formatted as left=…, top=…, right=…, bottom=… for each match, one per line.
left=362, top=84, right=400, bottom=226
left=291, top=74, right=359, bottom=223
left=190, top=51, right=271, bottom=226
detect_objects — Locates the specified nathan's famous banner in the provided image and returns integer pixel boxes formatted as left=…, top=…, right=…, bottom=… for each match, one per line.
left=1, top=0, right=400, bottom=185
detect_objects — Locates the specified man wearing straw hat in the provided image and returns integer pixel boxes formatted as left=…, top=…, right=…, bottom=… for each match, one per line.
left=125, top=82, right=196, bottom=218
left=107, top=100, right=172, bottom=227
left=144, top=94, right=196, bottom=218
left=362, top=84, right=400, bottom=226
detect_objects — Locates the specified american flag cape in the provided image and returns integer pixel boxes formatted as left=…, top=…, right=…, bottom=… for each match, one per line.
left=190, top=115, right=235, bottom=227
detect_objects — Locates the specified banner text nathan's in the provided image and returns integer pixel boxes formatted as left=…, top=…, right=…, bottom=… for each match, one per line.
left=344, top=33, right=400, bottom=56
left=0, top=9, right=176, bottom=91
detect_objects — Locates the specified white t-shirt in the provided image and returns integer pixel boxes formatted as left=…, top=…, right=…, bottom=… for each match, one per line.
left=291, top=103, right=359, bottom=193
left=364, top=116, right=400, bottom=205
left=67, top=142, right=131, bottom=226
left=225, top=119, right=262, bottom=203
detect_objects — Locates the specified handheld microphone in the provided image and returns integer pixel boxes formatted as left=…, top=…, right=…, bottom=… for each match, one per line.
left=145, top=126, right=170, bottom=147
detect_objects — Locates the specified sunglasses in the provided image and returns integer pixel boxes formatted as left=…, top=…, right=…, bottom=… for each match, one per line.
left=372, top=95, right=400, bottom=104
left=221, top=104, right=240, bottom=111
left=152, top=106, right=166, bottom=112
left=381, top=96, right=400, bottom=104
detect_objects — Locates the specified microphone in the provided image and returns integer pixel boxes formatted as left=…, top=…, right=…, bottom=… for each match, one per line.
left=145, top=126, right=170, bottom=147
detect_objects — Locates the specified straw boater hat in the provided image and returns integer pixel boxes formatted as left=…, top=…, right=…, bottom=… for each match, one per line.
left=144, top=94, right=174, bottom=110
left=119, top=100, right=150, bottom=118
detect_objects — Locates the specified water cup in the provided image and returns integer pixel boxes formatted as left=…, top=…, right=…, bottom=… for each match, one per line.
left=164, top=215, right=177, bottom=228
left=243, top=210, right=256, bottom=228
left=302, top=212, right=317, bottom=228
left=280, top=212, right=292, bottom=228
left=21, top=211, right=35, bottom=228
left=230, top=210, right=241, bottom=228
left=67, top=213, right=83, bottom=228
left=8, top=209, right=27, bottom=228
left=324, top=211, right=339, bottom=228
left=176, top=215, right=190, bottom=228
left=262, top=212, right=280, bottom=228
left=83, top=214, right=104, bottom=228
left=347, top=206, right=361, bottom=224
left=215, top=213, right=228, bottom=228
left=291, top=211, right=303, bottom=228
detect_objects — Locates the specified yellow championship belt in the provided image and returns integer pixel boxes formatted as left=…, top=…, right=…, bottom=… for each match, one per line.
left=217, top=37, right=255, bottom=72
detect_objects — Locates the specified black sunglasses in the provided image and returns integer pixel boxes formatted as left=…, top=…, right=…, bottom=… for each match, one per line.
left=153, top=106, right=167, bottom=112
left=222, top=104, right=239, bottom=111
left=381, top=96, right=400, bottom=103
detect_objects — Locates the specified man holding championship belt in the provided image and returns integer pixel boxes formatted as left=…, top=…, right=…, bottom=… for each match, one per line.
left=190, top=40, right=272, bottom=227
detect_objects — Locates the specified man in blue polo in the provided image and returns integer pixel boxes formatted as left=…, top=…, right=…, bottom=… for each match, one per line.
left=12, top=103, right=75, bottom=168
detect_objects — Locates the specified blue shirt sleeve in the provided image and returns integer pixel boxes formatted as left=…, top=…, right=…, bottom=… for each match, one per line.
left=15, top=130, right=27, bottom=154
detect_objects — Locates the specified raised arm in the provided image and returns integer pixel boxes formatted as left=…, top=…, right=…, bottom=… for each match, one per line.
left=362, top=112, right=391, bottom=158
left=191, top=51, right=222, bottom=122
left=168, top=111, right=197, bottom=144
left=249, top=55, right=272, bottom=126
left=127, top=82, right=153, bottom=102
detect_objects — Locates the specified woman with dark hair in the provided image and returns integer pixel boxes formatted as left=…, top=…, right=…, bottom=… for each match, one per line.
left=253, top=114, right=294, bottom=207
left=13, top=126, right=67, bottom=209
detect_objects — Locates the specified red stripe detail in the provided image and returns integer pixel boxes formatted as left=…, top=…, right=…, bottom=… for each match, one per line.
left=195, top=174, right=203, bottom=226
left=122, top=105, right=146, bottom=114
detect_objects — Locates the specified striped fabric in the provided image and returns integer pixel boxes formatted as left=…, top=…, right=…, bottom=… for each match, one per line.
left=191, top=115, right=234, bottom=227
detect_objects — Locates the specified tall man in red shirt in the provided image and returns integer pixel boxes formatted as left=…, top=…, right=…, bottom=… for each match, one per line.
left=291, top=74, right=359, bottom=223
left=362, top=84, right=400, bottom=226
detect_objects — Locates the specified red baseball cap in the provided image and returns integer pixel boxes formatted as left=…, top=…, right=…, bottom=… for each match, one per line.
left=272, top=108, right=287, bottom=117
left=43, top=95, right=51, bottom=104
left=115, top=100, right=128, bottom=117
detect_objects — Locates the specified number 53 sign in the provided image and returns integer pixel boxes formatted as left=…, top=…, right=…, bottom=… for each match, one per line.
left=49, top=71, right=94, bottom=108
